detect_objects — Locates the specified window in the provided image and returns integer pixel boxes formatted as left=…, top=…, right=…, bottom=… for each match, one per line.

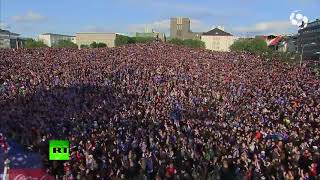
left=177, top=31, right=182, bottom=36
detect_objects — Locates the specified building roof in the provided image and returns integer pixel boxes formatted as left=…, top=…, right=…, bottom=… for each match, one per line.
left=76, top=32, right=116, bottom=34
left=0, top=29, right=10, bottom=34
left=202, top=28, right=233, bottom=36
left=0, top=29, right=20, bottom=36
left=256, top=35, right=278, bottom=40
left=41, top=33, right=75, bottom=37
left=171, top=17, right=190, bottom=20
left=268, top=36, right=284, bottom=46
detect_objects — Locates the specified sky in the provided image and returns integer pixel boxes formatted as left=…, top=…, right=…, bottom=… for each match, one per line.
left=0, top=0, right=319, bottom=37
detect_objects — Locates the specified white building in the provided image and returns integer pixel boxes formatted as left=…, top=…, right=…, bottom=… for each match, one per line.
left=76, top=32, right=117, bottom=48
left=201, top=28, right=235, bottom=52
left=38, top=33, right=76, bottom=47
left=0, top=29, right=21, bottom=48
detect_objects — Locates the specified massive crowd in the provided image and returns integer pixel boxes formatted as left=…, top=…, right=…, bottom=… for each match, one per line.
left=0, top=43, right=320, bottom=180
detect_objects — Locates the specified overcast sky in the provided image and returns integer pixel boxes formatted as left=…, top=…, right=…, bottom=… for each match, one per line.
left=0, top=0, right=319, bottom=37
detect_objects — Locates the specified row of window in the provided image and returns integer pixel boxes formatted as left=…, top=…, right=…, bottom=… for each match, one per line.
left=51, top=37, right=74, bottom=44
left=307, top=21, right=320, bottom=28
left=302, top=28, right=320, bottom=34
left=176, top=18, right=184, bottom=25
left=300, top=36, right=320, bottom=43
left=177, top=25, right=183, bottom=31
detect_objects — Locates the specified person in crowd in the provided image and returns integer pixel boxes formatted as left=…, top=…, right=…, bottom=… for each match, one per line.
left=0, top=43, right=319, bottom=179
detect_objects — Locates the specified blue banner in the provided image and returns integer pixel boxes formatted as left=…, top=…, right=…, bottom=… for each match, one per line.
left=0, top=139, right=43, bottom=170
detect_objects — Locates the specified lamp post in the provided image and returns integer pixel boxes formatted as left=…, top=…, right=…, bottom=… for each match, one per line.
left=300, top=42, right=317, bottom=66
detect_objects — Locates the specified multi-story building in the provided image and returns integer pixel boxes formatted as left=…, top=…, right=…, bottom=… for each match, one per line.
left=0, top=29, right=23, bottom=48
left=76, top=32, right=117, bottom=48
left=170, top=17, right=202, bottom=40
left=38, top=33, right=76, bottom=47
left=201, top=28, right=235, bottom=52
left=298, top=18, right=320, bottom=59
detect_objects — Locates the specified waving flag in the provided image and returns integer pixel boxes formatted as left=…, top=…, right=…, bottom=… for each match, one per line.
left=0, top=138, right=55, bottom=180
left=0, top=133, right=9, bottom=174
left=6, top=140, right=43, bottom=169
left=8, top=169, right=55, bottom=180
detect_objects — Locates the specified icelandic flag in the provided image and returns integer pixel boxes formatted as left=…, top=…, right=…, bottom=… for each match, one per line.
left=8, top=169, right=55, bottom=180
left=6, top=139, right=43, bottom=169
left=0, top=137, right=55, bottom=180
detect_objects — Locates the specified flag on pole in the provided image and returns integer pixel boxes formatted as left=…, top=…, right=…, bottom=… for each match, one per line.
left=0, top=133, right=9, bottom=175
left=0, top=136, right=55, bottom=180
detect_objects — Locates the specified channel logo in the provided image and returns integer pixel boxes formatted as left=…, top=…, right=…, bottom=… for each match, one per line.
left=49, top=140, right=69, bottom=160
left=290, top=10, right=308, bottom=29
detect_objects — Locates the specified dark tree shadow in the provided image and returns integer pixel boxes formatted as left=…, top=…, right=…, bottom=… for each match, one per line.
left=0, top=81, right=134, bottom=176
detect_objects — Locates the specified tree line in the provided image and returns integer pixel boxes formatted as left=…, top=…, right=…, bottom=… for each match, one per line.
left=167, top=38, right=205, bottom=49
left=22, top=35, right=207, bottom=49
left=115, top=35, right=206, bottom=49
left=115, top=35, right=155, bottom=46
left=23, top=39, right=107, bottom=49
left=230, top=38, right=302, bottom=64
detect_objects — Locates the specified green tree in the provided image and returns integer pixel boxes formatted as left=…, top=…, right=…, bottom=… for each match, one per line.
left=182, top=39, right=205, bottom=49
left=168, top=38, right=205, bottom=49
left=230, top=38, right=268, bottom=55
left=53, top=40, right=78, bottom=48
left=231, top=38, right=302, bottom=63
left=115, top=35, right=130, bottom=46
left=96, top=42, right=107, bottom=48
left=168, top=38, right=184, bottom=45
left=115, top=35, right=154, bottom=46
left=127, top=37, right=136, bottom=44
left=80, top=44, right=89, bottom=48
left=24, top=38, right=48, bottom=48
left=89, top=42, right=107, bottom=48
left=133, top=37, right=154, bottom=43
left=90, top=42, right=98, bottom=48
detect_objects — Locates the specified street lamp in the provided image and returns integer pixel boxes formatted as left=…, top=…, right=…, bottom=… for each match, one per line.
left=300, top=42, right=317, bottom=66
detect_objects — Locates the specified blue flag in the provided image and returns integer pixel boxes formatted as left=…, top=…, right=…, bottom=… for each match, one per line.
left=0, top=139, right=43, bottom=170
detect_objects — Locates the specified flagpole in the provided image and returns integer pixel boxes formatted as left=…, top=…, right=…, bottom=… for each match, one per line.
left=4, top=158, right=9, bottom=180
left=3, top=164, right=7, bottom=180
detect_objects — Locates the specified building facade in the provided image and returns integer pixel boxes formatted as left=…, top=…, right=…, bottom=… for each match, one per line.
left=38, top=33, right=76, bottom=47
left=276, top=35, right=298, bottom=53
left=298, top=18, right=320, bottom=59
left=76, top=32, right=117, bottom=48
left=170, top=17, right=202, bottom=40
left=201, top=28, right=235, bottom=52
left=0, top=29, right=22, bottom=48
left=287, top=35, right=299, bottom=53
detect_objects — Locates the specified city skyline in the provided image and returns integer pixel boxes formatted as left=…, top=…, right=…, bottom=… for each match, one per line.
left=0, top=0, right=319, bottom=37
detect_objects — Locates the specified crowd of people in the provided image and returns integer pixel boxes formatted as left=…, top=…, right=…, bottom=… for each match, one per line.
left=0, top=43, right=320, bottom=180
